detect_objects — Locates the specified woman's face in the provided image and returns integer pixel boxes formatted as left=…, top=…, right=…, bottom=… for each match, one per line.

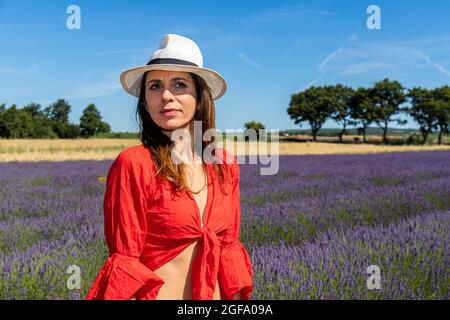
left=144, top=70, right=197, bottom=134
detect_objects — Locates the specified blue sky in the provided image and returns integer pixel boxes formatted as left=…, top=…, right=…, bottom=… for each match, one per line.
left=1, top=0, right=449, bottom=132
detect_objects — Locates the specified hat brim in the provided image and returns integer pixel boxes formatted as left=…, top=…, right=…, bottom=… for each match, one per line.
left=120, top=64, right=227, bottom=100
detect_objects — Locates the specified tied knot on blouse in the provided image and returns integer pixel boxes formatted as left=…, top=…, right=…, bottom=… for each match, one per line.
left=191, top=226, right=220, bottom=299
left=86, top=145, right=254, bottom=300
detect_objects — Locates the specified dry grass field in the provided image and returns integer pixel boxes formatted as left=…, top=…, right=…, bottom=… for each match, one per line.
left=0, top=138, right=449, bottom=162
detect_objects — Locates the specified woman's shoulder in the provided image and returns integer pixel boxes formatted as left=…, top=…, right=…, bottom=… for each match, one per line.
left=108, top=144, right=157, bottom=192
left=111, top=144, right=156, bottom=178
left=214, top=147, right=237, bottom=166
left=115, top=144, right=154, bottom=165
left=214, top=147, right=239, bottom=182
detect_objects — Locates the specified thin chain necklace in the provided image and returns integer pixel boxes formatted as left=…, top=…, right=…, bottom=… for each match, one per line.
left=185, top=163, right=208, bottom=194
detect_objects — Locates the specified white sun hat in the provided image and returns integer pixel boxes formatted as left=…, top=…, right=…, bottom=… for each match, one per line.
left=120, top=33, right=227, bottom=100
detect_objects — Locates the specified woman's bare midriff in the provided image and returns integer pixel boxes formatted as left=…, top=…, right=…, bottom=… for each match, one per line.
left=152, top=240, right=221, bottom=300
left=152, top=162, right=220, bottom=300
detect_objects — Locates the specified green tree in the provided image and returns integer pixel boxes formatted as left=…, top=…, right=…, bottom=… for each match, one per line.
left=22, top=102, right=42, bottom=118
left=371, top=79, right=408, bottom=144
left=407, top=87, right=437, bottom=145
left=0, top=103, right=7, bottom=137
left=0, top=105, right=35, bottom=138
left=349, top=87, right=378, bottom=143
left=288, top=86, right=334, bottom=141
left=244, top=121, right=266, bottom=140
left=79, top=104, right=111, bottom=138
left=22, top=102, right=57, bottom=138
left=433, top=86, right=450, bottom=145
left=98, top=121, right=111, bottom=134
left=328, top=84, right=356, bottom=143
left=45, top=99, right=73, bottom=138
left=66, top=124, right=82, bottom=138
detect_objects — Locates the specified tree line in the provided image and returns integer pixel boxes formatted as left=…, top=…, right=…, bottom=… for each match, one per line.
left=287, top=78, right=450, bottom=145
left=0, top=99, right=111, bottom=139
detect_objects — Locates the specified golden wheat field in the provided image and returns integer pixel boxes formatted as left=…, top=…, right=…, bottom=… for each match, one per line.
left=0, top=138, right=449, bottom=162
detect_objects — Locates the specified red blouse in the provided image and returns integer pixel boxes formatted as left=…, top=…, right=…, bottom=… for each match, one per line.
left=86, top=144, right=254, bottom=300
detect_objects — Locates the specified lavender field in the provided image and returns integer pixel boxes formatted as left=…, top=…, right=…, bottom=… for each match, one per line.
left=0, top=150, right=449, bottom=299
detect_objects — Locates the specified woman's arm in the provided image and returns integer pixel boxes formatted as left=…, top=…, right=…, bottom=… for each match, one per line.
left=217, top=153, right=254, bottom=300
left=86, top=151, right=164, bottom=300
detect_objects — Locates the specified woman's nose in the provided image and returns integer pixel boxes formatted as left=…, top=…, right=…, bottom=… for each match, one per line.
left=162, top=88, right=175, bottom=102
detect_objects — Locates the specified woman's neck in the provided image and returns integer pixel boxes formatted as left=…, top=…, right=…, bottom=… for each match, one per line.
left=162, top=121, right=203, bottom=165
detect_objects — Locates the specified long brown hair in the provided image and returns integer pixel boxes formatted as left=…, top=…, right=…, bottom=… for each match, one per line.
left=135, top=71, right=231, bottom=195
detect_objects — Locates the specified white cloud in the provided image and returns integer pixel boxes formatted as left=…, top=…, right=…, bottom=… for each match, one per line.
left=302, top=74, right=325, bottom=91
left=242, top=4, right=334, bottom=24
left=78, top=48, right=152, bottom=57
left=301, top=34, right=450, bottom=89
left=0, top=63, right=39, bottom=76
left=319, top=47, right=344, bottom=71
left=280, top=37, right=305, bottom=58
left=237, top=53, right=263, bottom=68
left=413, top=49, right=450, bottom=77
left=346, top=32, right=358, bottom=42
left=338, top=62, right=394, bottom=76
left=64, top=71, right=122, bottom=99
left=163, top=25, right=201, bottom=35
left=323, top=43, right=450, bottom=78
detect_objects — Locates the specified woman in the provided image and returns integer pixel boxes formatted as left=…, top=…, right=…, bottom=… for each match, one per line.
left=86, top=34, right=254, bottom=300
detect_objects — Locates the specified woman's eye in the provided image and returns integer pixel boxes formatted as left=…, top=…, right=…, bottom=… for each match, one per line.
left=148, top=82, right=186, bottom=91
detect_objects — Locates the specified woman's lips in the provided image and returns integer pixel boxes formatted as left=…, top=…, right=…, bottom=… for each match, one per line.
left=161, top=109, right=180, bottom=116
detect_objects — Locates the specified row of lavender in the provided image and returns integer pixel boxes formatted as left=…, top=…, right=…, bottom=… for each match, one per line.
left=0, top=150, right=449, bottom=299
